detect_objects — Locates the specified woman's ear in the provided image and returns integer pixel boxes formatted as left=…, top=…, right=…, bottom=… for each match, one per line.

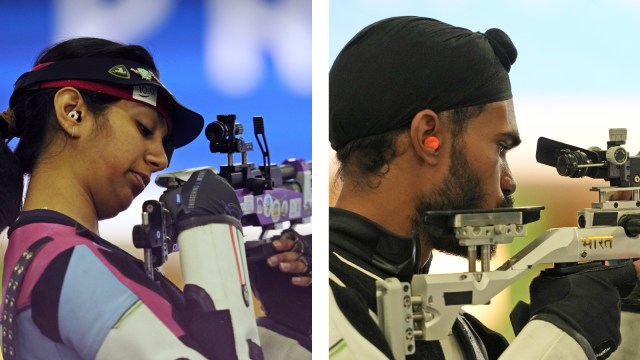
left=409, top=108, right=442, bottom=166
left=53, top=87, right=86, bottom=138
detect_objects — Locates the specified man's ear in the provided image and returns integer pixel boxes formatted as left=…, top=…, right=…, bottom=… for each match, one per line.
left=53, top=87, right=86, bottom=138
left=409, top=108, right=443, bottom=166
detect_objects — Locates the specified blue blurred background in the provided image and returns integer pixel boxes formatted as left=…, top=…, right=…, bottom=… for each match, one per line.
left=1, top=0, right=311, bottom=169
left=0, top=0, right=311, bottom=242
left=330, top=0, right=640, bottom=152
left=331, top=0, right=640, bottom=96
left=0, top=1, right=311, bottom=333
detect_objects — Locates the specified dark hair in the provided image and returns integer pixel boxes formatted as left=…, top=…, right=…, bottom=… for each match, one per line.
left=334, top=104, right=486, bottom=189
left=0, top=139, right=23, bottom=229
left=0, top=37, right=158, bottom=227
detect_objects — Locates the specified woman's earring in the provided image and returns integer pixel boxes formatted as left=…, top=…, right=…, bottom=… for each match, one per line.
left=68, top=111, right=80, bottom=122
left=71, top=126, right=76, bottom=138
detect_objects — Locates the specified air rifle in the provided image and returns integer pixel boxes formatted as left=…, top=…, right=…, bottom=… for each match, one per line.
left=132, top=115, right=312, bottom=279
left=376, top=128, right=640, bottom=359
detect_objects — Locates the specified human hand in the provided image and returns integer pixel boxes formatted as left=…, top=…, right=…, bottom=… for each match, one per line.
left=267, top=229, right=312, bottom=287
left=529, top=262, right=638, bottom=359
left=248, top=229, right=312, bottom=336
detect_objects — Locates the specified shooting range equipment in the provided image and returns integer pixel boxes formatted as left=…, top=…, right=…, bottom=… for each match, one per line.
left=132, top=115, right=312, bottom=278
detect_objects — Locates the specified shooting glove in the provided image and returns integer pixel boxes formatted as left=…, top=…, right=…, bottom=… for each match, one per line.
left=248, top=229, right=312, bottom=345
left=528, top=262, right=637, bottom=359
left=610, top=260, right=640, bottom=311
left=283, top=228, right=312, bottom=276
left=160, top=169, right=243, bottom=232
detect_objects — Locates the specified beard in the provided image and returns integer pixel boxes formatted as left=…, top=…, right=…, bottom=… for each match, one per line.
left=411, top=144, right=514, bottom=260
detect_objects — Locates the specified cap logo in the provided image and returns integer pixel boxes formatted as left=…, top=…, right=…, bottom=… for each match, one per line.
left=108, top=65, right=130, bottom=79
left=131, top=67, right=157, bottom=81
left=133, top=85, right=157, bottom=106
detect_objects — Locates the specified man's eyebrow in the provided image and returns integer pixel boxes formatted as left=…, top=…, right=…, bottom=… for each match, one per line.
left=501, top=131, right=522, bottom=148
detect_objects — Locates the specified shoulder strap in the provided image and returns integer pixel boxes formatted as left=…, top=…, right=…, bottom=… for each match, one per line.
left=2, top=236, right=53, bottom=360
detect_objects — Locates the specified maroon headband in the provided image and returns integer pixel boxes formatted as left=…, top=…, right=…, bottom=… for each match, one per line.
left=40, top=79, right=173, bottom=136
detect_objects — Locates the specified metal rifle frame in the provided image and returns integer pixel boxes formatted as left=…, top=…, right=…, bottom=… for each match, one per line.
left=376, top=187, right=640, bottom=359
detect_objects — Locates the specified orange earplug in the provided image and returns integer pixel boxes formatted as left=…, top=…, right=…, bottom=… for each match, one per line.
left=423, top=136, right=440, bottom=150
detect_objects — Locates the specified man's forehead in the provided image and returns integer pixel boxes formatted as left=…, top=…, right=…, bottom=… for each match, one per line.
left=468, top=100, right=520, bottom=140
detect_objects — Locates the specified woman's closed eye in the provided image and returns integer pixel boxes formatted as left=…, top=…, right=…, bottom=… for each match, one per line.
left=137, top=122, right=153, bottom=137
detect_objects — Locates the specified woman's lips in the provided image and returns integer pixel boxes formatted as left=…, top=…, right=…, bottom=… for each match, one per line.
left=130, top=171, right=150, bottom=193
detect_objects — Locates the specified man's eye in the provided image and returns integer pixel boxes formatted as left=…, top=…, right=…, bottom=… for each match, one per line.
left=498, top=143, right=510, bottom=155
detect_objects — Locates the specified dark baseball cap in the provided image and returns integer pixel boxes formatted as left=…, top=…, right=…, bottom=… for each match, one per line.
left=10, top=57, right=204, bottom=149
left=330, top=16, right=517, bottom=150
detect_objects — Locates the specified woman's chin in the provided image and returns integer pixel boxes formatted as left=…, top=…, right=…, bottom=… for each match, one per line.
left=97, top=196, right=134, bottom=221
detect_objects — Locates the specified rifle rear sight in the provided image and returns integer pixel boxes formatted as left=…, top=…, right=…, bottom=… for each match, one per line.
left=537, top=128, right=640, bottom=187
left=206, top=114, right=254, bottom=165
left=205, top=114, right=274, bottom=193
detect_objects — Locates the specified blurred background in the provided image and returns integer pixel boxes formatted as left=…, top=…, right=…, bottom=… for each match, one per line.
left=0, top=0, right=311, bottom=322
left=5, top=0, right=640, bottom=352
left=330, top=0, right=640, bottom=342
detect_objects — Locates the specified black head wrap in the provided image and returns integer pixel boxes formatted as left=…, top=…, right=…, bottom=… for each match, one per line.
left=329, top=16, right=517, bottom=150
